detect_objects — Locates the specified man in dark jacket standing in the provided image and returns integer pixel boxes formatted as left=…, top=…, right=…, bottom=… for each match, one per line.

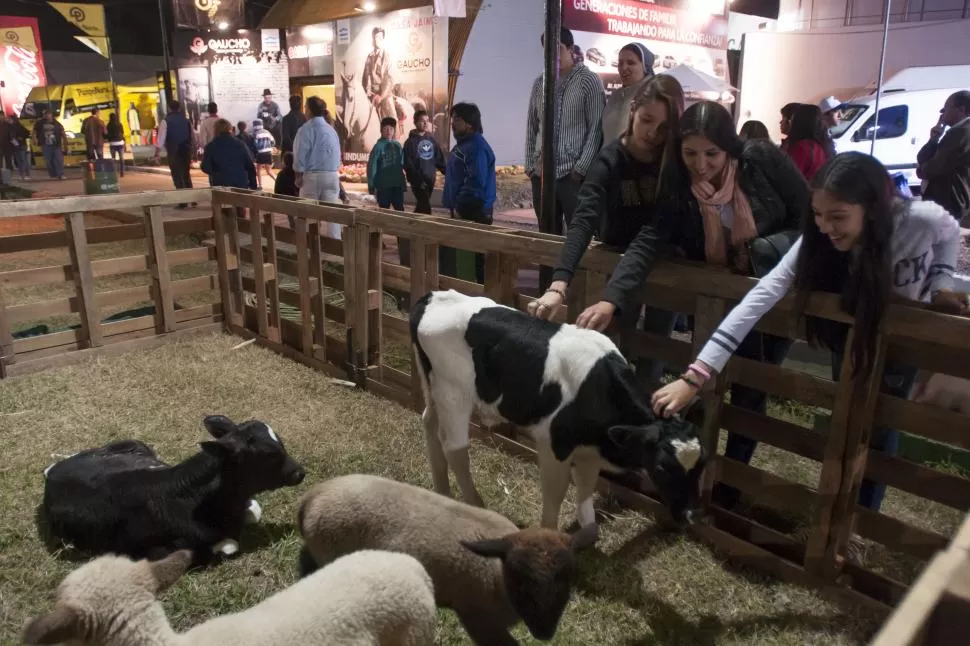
left=201, top=119, right=257, bottom=190
left=164, top=101, right=194, bottom=208
left=403, top=109, right=446, bottom=214
left=279, top=94, right=306, bottom=155
left=917, top=90, right=970, bottom=224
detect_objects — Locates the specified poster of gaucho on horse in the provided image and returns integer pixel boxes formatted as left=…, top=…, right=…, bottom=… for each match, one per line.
left=333, top=5, right=448, bottom=164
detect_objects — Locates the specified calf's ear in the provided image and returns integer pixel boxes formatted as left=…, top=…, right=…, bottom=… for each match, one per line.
left=22, top=604, right=82, bottom=645
left=203, top=415, right=237, bottom=438
left=606, top=424, right=659, bottom=451
left=460, top=537, right=512, bottom=560
left=568, top=523, right=599, bottom=553
left=199, top=441, right=232, bottom=458
left=148, top=549, right=192, bottom=592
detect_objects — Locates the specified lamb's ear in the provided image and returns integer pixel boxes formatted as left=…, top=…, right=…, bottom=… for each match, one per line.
left=148, top=549, right=192, bottom=592
left=606, top=424, right=659, bottom=452
left=569, top=523, right=599, bottom=553
left=460, top=538, right=512, bottom=560
left=203, top=415, right=237, bottom=439
left=22, top=604, right=83, bottom=645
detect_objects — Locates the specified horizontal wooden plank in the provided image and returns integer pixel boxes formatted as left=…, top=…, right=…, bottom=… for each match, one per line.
left=854, top=507, right=950, bottom=561
left=0, top=264, right=71, bottom=288
left=237, top=245, right=343, bottom=292
left=242, top=276, right=348, bottom=326
left=440, top=274, right=484, bottom=295
left=229, top=322, right=349, bottom=381
left=874, top=395, right=970, bottom=451
left=97, top=285, right=152, bottom=309
left=888, top=337, right=970, bottom=382
left=0, top=189, right=212, bottom=218
left=7, top=296, right=75, bottom=323
left=170, top=274, right=218, bottom=297
left=865, top=452, right=970, bottom=511
left=715, top=456, right=816, bottom=515
left=623, top=329, right=692, bottom=368
left=842, top=560, right=910, bottom=609
left=720, top=404, right=826, bottom=462
left=211, top=189, right=354, bottom=226
left=382, top=364, right=411, bottom=390
left=0, top=216, right=212, bottom=255
left=383, top=314, right=409, bottom=346
left=726, top=355, right=837, bottom=409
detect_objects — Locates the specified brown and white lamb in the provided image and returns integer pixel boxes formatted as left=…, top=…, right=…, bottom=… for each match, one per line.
left=298, top=473, right=599, bottom=646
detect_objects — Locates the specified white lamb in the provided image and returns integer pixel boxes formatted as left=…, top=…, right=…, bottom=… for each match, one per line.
left=23, top=548, right=436, bottom=646
left=299, top=473, right=599, bottom=645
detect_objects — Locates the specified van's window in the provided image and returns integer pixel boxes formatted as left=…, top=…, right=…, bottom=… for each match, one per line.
left=20, top=101, right=61, bottom=119
left=830, top=104, right=867, bottom=139
left=855, top=105, right=909, bottom=141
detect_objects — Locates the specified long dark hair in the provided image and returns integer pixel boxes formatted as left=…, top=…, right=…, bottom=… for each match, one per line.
left=793, top=152, right=894, bottom=379
left=787, top=104, right=829, bottom=150
left=739, top=120, right=770, bottom=141
left=625, top=74, right=685, bottom=201
left=678, top=101, right=745, bottom=159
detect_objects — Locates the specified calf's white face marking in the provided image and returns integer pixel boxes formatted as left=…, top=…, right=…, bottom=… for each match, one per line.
left=212, top=539, right=240, bottom=556
left=265, top=425, right=280, bottom=444
left=671, top=438, right=702, bottom=471
left=244, top=499, right=263, bottom=524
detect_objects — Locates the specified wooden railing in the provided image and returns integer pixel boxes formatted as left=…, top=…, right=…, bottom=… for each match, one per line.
left=4, top=187, right=970, bottom=622
left=0, top=189, right=222, bottom=377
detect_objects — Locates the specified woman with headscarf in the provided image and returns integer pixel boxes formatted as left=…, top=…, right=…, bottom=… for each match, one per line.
left=601, top=43, right=656, bottom=145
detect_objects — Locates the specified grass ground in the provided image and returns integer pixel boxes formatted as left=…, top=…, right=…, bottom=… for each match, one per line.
left=0, top=332, right=889, bottom=646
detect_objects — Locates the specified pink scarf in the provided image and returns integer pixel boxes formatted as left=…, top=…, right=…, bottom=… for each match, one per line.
left=690, top=158, right=758, bottom=266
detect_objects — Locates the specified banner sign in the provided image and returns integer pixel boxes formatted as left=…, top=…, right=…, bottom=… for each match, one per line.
left=564, top=0, right=729, bottom=98
left=1, top=27, right=37, bottom=52
left=48, top=2, right=107, bottom=38
left=0, top=16, right=48, bottom=118
left=172, top=0, right=244, bottom=29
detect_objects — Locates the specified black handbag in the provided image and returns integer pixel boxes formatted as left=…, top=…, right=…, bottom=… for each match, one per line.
left=747, top=229, right=800, bottom=278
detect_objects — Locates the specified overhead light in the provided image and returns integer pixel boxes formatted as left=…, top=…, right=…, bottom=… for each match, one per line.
left=362, top=1, right=377, bottom=11
left=217, top=21, right=229, bottom=31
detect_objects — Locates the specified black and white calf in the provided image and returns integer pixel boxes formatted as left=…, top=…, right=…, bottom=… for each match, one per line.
left=409, top=290, right=707, bottom=530
left=41, top=415, right=305, bottom=564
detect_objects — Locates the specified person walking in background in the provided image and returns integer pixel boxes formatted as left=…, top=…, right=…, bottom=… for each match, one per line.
left=779, top=102, right=799, bottom=151
left=106, top=112, right=126, bottom=177
left=81, top=108, right=106, bottom=161
left=442, top=102, right=496, bottom=284
left=525, top=27, right=606, bottom=292
left=279, top=94, right=306, bottom=155
left=601, top=42, right=655, bottom=144
left=917, top=90, right=970, bottom=224
left=237, top=120, right=255, bottom=156
left=198, top=102, right=221, bottom=150
left=293, top=96, right=343, bottom=239
left=367, top=117, right=406, bottom=211
left=257, top=89, right=282, bottom=142
left=274, top=152, right=301, bottom=229
left=739, top=120, right=771, bottom=142
left=33, top=110, right=67, bottom=180
left=251, top=120, right=276, bottom=184
left=785, top=103, right=831, bottom=181
left=201, top=118, right=257, bottom=190
left=0, top=114, right=13, bottom=174
left=818, top=95, right=843, bottom=157
left=163, top=101, right=194, bottom=208
left=8, top=116, right=31, bottom=180
left=403, top=109, right=446, bottom=215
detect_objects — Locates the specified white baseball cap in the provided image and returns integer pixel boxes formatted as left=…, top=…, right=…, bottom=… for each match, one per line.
left=818, top=96, right=844, bottom=113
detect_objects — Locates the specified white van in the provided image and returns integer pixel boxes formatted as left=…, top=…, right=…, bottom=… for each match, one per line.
left=831, top=65, right=969, bottom=192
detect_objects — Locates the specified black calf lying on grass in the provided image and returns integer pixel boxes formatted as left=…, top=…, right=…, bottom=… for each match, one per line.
left=40, top=415, right=305, bottom=565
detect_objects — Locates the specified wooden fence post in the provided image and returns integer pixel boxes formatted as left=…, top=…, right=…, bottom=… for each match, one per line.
left=309, top=222, right=327, bottom=362
left=249, top=208, right=270, bottom=339
left=692, top=295, right=728, bottom=504
left=409, top=237, right=439, bottom=410
left=365, top=227, right=383, bottom=368
left=484, top=251, right=518, bottom=307
left=212, top=203, right=239, bottom=329
left=342, top=223, right=366, bottom=383
left=226, top=208, right=245, bottom=327
left=261, top=212, right=282, bottom=343
left=65, top=212, right=103, bottom=348
left=0, top=285, right=14, bottom=378
left=143, top=206, right=175, bottom=334
left=294, top=216, right=314, bottom=357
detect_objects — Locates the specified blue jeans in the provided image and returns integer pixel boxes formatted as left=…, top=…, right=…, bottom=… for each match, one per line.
left=829, top=353, right=917, bottom=511
left=43, top=145, right=64, bottom=178
left=377, top=186, right=407, bottom=266
left=13, top=148, right=30, bottom=178
left=631, top=307, right=681, bottom=386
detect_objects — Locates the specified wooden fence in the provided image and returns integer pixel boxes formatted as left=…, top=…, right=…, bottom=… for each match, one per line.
left=0, top=190, right=222, bottom=377
left=3, top=187, right=969, bottom=623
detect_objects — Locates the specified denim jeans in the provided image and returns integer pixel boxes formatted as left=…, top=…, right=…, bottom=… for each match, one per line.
left=829, top=353, right=917, bottom=511
left=628, top=306, right=681, bottom=387
left=13, top=148, right=30, bottom=178
left=43, top=145, right=64, bottom=178
left=299, top=171, right=342, bottom=239
left=109, top=144, right=125, bottom=174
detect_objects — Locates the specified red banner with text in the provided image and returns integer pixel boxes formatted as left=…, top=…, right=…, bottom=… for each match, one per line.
left=0, top=16, right=48, bottom=118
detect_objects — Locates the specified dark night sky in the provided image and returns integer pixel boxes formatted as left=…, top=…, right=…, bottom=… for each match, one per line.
left=3, top=0, right=779, bottom=55
left=3, top=0, right=273, bottom=55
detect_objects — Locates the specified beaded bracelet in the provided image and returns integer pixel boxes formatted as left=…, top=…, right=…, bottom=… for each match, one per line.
left=688, top=362, right=711, bottom=381
left=545, top=287, right=567, bottom=300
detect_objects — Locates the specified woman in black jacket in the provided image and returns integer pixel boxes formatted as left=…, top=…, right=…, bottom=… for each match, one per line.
left=527, top=75, right=685, bottom=381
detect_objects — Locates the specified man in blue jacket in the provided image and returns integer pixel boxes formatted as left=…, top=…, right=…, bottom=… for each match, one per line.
left=442, top=102, right=496, bottom=282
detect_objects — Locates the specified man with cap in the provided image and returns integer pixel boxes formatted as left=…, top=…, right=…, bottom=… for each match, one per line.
left=257, top=89, right=282, bottom=142
left=917, top=90, right=970, bottom=224
left=818, top=95, right=843, bottom=157
left=524, top=26, right=606, bottom=293
left=601, top=42, right=655, bottom=144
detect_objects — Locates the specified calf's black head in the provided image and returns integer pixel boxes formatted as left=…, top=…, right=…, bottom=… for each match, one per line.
left=461, top=524, right=598, bottom=641
left=608, top=416, right=706, bottom=525
left=200, top=415, right=305, bottom=493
